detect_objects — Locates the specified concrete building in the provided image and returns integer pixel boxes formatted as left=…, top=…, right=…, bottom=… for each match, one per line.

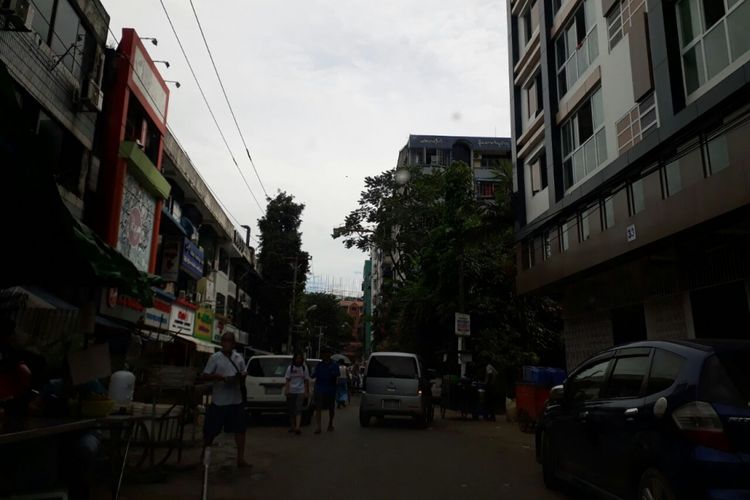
left=508, top=0, right=750, bottom=369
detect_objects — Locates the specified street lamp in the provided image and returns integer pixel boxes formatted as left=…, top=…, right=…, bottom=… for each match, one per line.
left=164, top=80, right=181, bottom=88
left=153, top=60, right=170, bottom=68
left=140, top=37, right=158, bottom=46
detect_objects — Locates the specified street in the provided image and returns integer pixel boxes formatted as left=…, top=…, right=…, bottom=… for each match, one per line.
left=118, top=397, right=572, bottom=500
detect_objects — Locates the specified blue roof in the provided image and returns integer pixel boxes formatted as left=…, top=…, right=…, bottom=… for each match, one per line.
left=407, top=134, right=511, bottom=152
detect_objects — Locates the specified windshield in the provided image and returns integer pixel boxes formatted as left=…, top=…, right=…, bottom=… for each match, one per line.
left=700, top=351, right=750, bottom=407
left=366, top=356, right=418, bottom=379
left=247, top=357, right=290, bottom=378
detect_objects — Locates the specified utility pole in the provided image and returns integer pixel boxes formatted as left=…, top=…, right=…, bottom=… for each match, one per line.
left=286, top=254, right=299, bottom=354
left=316, top=326, right=323, bottom=358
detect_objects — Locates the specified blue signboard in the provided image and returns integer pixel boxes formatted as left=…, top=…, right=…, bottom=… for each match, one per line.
left=180, top=238, right=204, bottom=280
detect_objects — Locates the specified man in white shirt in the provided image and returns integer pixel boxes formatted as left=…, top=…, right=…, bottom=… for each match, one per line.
left=284, top=352, right=310, bottom=435
left=200, top=332, right=249, bottom=467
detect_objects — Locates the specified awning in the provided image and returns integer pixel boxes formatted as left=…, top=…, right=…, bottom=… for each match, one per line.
left=177, top=334, right=218, bottom=353
left=8, top=286, right=78, bottom=310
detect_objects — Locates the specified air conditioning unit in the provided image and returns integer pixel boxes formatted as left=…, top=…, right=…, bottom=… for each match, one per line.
left=78, top=78, right=104, bottom=112
left=0, top=0, right=33, bottom=31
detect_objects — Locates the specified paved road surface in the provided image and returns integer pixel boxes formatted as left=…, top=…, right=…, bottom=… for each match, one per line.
left=119, top=397, right=573, bottom=500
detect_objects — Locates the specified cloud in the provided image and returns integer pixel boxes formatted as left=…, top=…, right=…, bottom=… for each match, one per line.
left=102, top=0, right=510, bottom=293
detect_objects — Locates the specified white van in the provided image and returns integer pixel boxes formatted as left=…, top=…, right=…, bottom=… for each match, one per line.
left=245, top=355, right=320, bottom=423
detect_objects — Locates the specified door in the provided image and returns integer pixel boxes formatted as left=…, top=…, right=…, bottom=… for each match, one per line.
left=554, top=356, right=613, bottom=482
left=590, top=348, right=653, bottom=496
left=245, top=356, right=290, bottom=404
left=365, top=355, right=420, bottom=397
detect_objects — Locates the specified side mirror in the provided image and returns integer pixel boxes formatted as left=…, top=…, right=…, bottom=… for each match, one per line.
left=548, top=384, right=565, bottom=403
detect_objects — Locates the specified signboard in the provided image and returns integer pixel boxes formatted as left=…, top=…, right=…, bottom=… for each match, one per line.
left=100, top=289, right=143, bottom=324
left=455, top=312, right=471, bottom=337
left=213, top=319, right=238, bottom=342
left=169, top=302, right=196, bottom=334
left=232, top=230, right=246, bottom=254
left=144, top=298, right=171, bottom=329
left=161, top=237, right=180, bottom=282
left=194, top=307, right=214, bottom=341
left=117, top=173, right=156, bottom=272
left=626, top=224, right=637, bottom=242
left=180, top=238, right=205, bottom=280
left=132, top=45, right=168, bottom=123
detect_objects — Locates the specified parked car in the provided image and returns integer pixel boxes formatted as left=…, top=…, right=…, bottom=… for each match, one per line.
left=359, top=352, right=433, bottom=428
left=536, top=339, right=750, bottom=500
left=245, top=355, right=320, bottom=424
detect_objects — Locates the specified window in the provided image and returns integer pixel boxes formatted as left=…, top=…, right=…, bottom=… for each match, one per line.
left=523, top=239, right=536, bottom=270
left=602, top=196, right=615, bottom=229
left=481, top=155, right=507, bottom=168
left=699, top=351, right=750, bottom=407
left=367, top=356, right=418, bottom=379
left=664, top=159, right=683, bottom=196
left=477, top=181, right=497, bottom=199
left=543, top=231, right=552, bottom=260
left=676, top=0, right=750, bottom=98
left=215, top=293, right=226, bottom=316
left=602, top=355, right=650, bottom=398
left=607, top=2, right=624, bottom=49
left=646, top=350, right=685, bottom=394
left=218, top=247, right=229, bottom=274
left=562, top=88, right=607, bottom=190
left=629, top=178, right=646, bottom=215
left=560, top=219, right=572, bottom=252
left=579, top=207, right=593, bottom=241
left=556, top=0, right=599, bottom=99
left=30, top=0, right=89, bottom=81
left=706, top=132, right=730, bottom=174
left=247, top=357, right=290, bottom=378
left=530, top=155, right=547, bottom=194
left=617, top=93, right=659, bottom=154
left=567, top=359, right=612, bottom=401
left=521, top=73, right=544, bottom=131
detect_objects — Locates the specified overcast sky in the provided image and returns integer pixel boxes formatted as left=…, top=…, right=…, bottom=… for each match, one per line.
left=102, top=0, right=511, bottom=295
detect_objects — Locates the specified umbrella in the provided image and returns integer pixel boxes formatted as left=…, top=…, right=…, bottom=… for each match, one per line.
left=331, top=354, right=351, bottom=365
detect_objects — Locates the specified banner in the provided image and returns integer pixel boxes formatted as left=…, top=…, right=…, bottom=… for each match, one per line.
left=194, top=307, right=214, bottom=341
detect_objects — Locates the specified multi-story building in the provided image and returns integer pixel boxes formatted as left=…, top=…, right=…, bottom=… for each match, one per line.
left=508, top=0, right=750, bottom=369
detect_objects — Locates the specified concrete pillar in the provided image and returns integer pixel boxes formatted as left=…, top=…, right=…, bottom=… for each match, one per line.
left=644, top=292, right=694, bottom=341
left=563, top=313, right=614, bottom=371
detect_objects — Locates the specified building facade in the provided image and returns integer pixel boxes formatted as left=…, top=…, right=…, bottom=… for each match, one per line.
left=508, top=0, right=750, bottom=368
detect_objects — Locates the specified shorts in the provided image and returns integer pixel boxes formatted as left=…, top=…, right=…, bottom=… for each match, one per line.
left=314, top=391, right=335, bottom=411
left=204, top=403, right=246, bottom=443
left=287, top=393, right=305, bottom=416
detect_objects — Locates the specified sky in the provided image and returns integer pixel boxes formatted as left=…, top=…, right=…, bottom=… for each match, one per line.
left=102, top=0, right=511, bottom=296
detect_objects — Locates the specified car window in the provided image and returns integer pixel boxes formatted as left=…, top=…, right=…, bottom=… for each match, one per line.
left=646, top=349, right=685, bottom=395
left=700, top=351, right=750, bottom=407
left=602, top=355, right=650, bottom=399
left=367, top=356, right=418, bottom=379
left=566, top=359, right=612, bottom=402
left=247, top=358, right=290, bottom=377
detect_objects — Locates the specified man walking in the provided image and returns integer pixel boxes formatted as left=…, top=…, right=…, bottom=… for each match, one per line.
left=313, top=346, right=340, bottom=434
left=201, top=332, right=249, bottom=467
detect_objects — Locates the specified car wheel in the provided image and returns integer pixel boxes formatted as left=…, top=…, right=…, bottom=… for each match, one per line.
left=541, top=431, right=561, bottom=490
left=359, top=411, right=371, bottom=427
left=639, top=469, right=675, bottom=500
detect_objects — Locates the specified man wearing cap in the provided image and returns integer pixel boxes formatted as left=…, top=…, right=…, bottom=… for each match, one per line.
left=312, top=346, right=340, bottom=434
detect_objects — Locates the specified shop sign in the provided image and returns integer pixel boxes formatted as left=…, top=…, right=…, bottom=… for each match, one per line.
left=180, top=238, right=205, bottom=280
left=194, top=307, right=214, bottom=341
left=237, top=330, right=249, bottom=345
left=132, top=45, right=168, bottom=124
left=161, top=237, right=180, bottom=282
left=117, top=173, right=156, bottom=272
left=213, top=319, right=238, bottom=343
left=100, top=289, right=143, bottom=324
left=144, top=298, right=171, bottom=329
left=169, top=302, right=195, bottom=334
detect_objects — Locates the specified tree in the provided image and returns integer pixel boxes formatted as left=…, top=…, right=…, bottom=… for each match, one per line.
left=333, top=162, right=562, bottom=372
left=257, top=192, right=309, bottom=352
left=299, top=293, right=352, bottom=354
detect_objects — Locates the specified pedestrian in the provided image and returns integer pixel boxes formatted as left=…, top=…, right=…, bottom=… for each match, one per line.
left=336, top=359, right=349, bottom=409
left=484, top=362, right=499, bottom=422
left=313, top=346, right=339, bottom=434
left=285, top=352, right=310, bottom=435
left=200, top=331, right=249, bottom=468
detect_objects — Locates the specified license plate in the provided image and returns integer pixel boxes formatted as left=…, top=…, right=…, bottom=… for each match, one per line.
left=265, top=386, right=282, bottom=395
left=383, top=400, right=400, bottom=410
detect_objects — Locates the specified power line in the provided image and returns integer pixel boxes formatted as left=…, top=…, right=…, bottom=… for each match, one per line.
left=188, top=0, right=270, bottom=199
left=156, top=0, right=263, bottom=213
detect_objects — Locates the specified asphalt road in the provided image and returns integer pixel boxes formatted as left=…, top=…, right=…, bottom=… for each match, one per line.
left=119, top=397, right=574, bottom=500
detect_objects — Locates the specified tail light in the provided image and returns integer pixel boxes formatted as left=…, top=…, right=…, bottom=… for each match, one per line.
left=672, top=401, right=732, bottom=452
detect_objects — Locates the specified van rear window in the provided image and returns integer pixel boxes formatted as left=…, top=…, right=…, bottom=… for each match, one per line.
left=247, top=358, right=290, bottom=377
left=700, top=351, right=750, bottom=407
left=367, top=356, right=418, bottom=379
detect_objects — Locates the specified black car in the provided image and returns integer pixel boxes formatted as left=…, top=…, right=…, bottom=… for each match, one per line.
left=536, top=339, right=750, bottom=500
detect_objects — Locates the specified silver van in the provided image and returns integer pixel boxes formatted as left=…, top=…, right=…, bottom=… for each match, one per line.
left=359, top=352, right=434, bottom=427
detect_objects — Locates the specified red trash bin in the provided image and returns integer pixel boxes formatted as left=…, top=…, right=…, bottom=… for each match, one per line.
left=515, top=383, right=551, bottom=433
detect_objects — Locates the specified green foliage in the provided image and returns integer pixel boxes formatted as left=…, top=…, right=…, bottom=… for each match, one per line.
left=298, top=293, right=352, bottom=353
left=257, top=192, right=309, bottom=351
left=334, top=161, right=562, bottom=371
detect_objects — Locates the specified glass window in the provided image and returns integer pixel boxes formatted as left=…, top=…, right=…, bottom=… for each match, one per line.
left=678, top=0, right=703, bottom=47
left=707, top=133, right=730, bottom=174
left=631, top=178, right=646, bottom=214
left=665, top=160, right=683, bottom=196
left=543, top=231, right=552, bottom=260
left=31, top=0, right=54, bottom=42
left=592, top=88, right=604, bottom=129
left=603, top=356, right=650, bottom=398
left=567, top=359, right=612, bottom=402
left=704, top=23, right=730, bottom=79
left=603, top=196, right=615, bottom=229
left=560, top=222, right=571, bottom=252
left=562, top=122, right=574, bottom=156
left=683, top=45, right=706, bottom=95
left=646, top=350, right=685, bottom=394
left=367, top=356, right=418, bottom=379
left=728, top=0, right=750, bottom=61
left=595, top=128, right=608, bottom=165
left=584, top=138, right=597, bottom=176
left=215, top=293, right=226, bottom=315
left=50, top=0, right=83, bottom=76
left=580, top=208, right=591, bottom=241
left=247, top=357, right=291, bottom=377
left=699, top=351, right=750, bottom=407
left=578, top=99, right=594, bottom=142
left=702, top=0, right=726, bottom=29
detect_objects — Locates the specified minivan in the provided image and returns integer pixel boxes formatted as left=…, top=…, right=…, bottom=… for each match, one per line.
left=359, top=352, right=433, bottom=427
left=537, top=340, right=750, bottom=500
left=245, top=355, right=320, bottom=423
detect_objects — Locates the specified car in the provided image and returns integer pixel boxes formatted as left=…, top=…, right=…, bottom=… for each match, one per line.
left=359, top=352, right=434, bottom=428
left=245, top=355, right=320, bottom=424
left=536, top=339, right=750, bottom=500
